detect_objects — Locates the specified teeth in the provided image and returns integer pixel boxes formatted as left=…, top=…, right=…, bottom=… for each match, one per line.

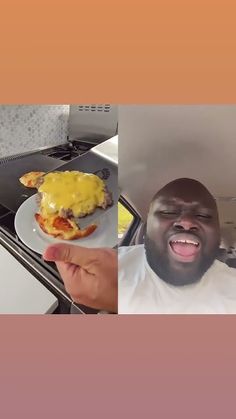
left=172, top=239, right=199, bottom=246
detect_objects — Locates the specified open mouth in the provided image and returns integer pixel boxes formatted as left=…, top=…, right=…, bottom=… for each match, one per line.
left=168, top=233, right=201, bottom=263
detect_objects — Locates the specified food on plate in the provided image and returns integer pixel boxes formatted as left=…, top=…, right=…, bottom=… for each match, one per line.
left=35, top=213, right=98, bottom=240
left=19, top=171, right=46, bottom=188
left=28, top=170, right=112, bottom=240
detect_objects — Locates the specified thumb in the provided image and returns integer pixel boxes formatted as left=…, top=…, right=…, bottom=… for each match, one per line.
left=43, top=243, right=96, bottom=267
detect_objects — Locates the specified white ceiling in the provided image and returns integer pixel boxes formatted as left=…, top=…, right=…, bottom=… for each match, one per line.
left=118, top=105, right=236, bottom=247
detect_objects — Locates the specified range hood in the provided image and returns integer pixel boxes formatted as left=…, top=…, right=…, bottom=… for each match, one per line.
left=68, top=104, right=118, bottom=144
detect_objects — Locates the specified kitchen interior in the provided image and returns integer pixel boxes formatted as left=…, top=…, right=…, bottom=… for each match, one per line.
left=0, top=104, right=118, bottom=314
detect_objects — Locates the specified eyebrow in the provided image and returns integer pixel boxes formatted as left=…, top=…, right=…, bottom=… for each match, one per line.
left=153, top=198, right=214, bottom=212
left=156, top=198, right=179, bottom=204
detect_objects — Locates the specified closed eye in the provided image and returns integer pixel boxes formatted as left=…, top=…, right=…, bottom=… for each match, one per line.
left=158, top=210, right=179, bottom=216
left=196, top=214, right=212, bottom=219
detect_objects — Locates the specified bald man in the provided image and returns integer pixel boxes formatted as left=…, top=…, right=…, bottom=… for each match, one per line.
left=119, top=178, right=236, bottom=314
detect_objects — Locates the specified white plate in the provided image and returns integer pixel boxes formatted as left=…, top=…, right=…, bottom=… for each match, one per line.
left=15, top=194, right=117, bottom=254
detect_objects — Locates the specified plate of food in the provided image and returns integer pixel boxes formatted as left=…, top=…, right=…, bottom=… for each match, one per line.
left=15, top=170, right=117, bottom=254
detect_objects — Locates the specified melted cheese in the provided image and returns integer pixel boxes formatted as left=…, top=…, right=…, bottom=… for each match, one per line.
left=38, top=171, right=105, bottom=217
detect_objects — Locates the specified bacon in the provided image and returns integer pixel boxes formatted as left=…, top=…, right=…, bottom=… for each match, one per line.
left=73, top=224, right=97, bottom=239
left=34, top=213, right=97, bottom=240
left=52, top=216, right=73, bottom=231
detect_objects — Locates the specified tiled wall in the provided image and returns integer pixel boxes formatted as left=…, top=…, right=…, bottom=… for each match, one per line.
left=0, top=105, right=69, bottom=157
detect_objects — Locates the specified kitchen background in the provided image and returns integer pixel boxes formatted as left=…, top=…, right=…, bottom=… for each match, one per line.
left=0, top=105, right=69, bottom=157
left=0, top=104, right=118, bottom=314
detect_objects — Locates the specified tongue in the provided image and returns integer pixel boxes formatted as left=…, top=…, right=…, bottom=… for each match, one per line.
left=171, top=242, right=198, bottom=256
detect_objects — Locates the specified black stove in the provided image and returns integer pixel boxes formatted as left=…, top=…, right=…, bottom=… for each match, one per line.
left=0, top=140, right=102, bottom=314
left=40, top=141, right=93, bottom=161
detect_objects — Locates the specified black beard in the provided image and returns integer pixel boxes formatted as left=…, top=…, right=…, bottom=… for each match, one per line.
left=144, top=235, right=219, bottom=286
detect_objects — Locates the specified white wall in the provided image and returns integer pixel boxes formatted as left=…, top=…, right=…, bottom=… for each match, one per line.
left=119, top=105, right=236, bottom=217
left=0, top=105, right=69, bottom=157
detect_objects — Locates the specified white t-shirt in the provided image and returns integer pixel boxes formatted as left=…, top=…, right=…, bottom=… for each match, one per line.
left=118, top=244, right=236, bottom=314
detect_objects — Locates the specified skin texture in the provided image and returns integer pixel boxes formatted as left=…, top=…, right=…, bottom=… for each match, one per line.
left=43, top=244, right=118, bottom=313
left=144, top=178, right=221, bottom=286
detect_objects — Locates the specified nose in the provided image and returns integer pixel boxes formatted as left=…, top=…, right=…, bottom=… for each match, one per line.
left=174, top=215, right=198, bottom=232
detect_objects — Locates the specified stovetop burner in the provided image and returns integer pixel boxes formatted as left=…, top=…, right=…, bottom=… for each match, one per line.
left=40, top=140, right=93, bottom=161
left=47, top=151, right=79, bottom=160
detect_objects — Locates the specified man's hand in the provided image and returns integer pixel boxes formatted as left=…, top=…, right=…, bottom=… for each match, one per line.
left=43, top=244, right=118, bottom=313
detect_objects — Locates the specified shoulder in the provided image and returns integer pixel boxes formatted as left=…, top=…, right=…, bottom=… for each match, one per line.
left=118, top=244, right=145, bottom=261
left=210, top=260, right=236, bottom=287
left=118, top=244, right=146, bottom=277
left=214, top=260, right=236, bottom=276
left=118, top=245, right=147, bottom=310
left=207, top=260, right=236, bottom=305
